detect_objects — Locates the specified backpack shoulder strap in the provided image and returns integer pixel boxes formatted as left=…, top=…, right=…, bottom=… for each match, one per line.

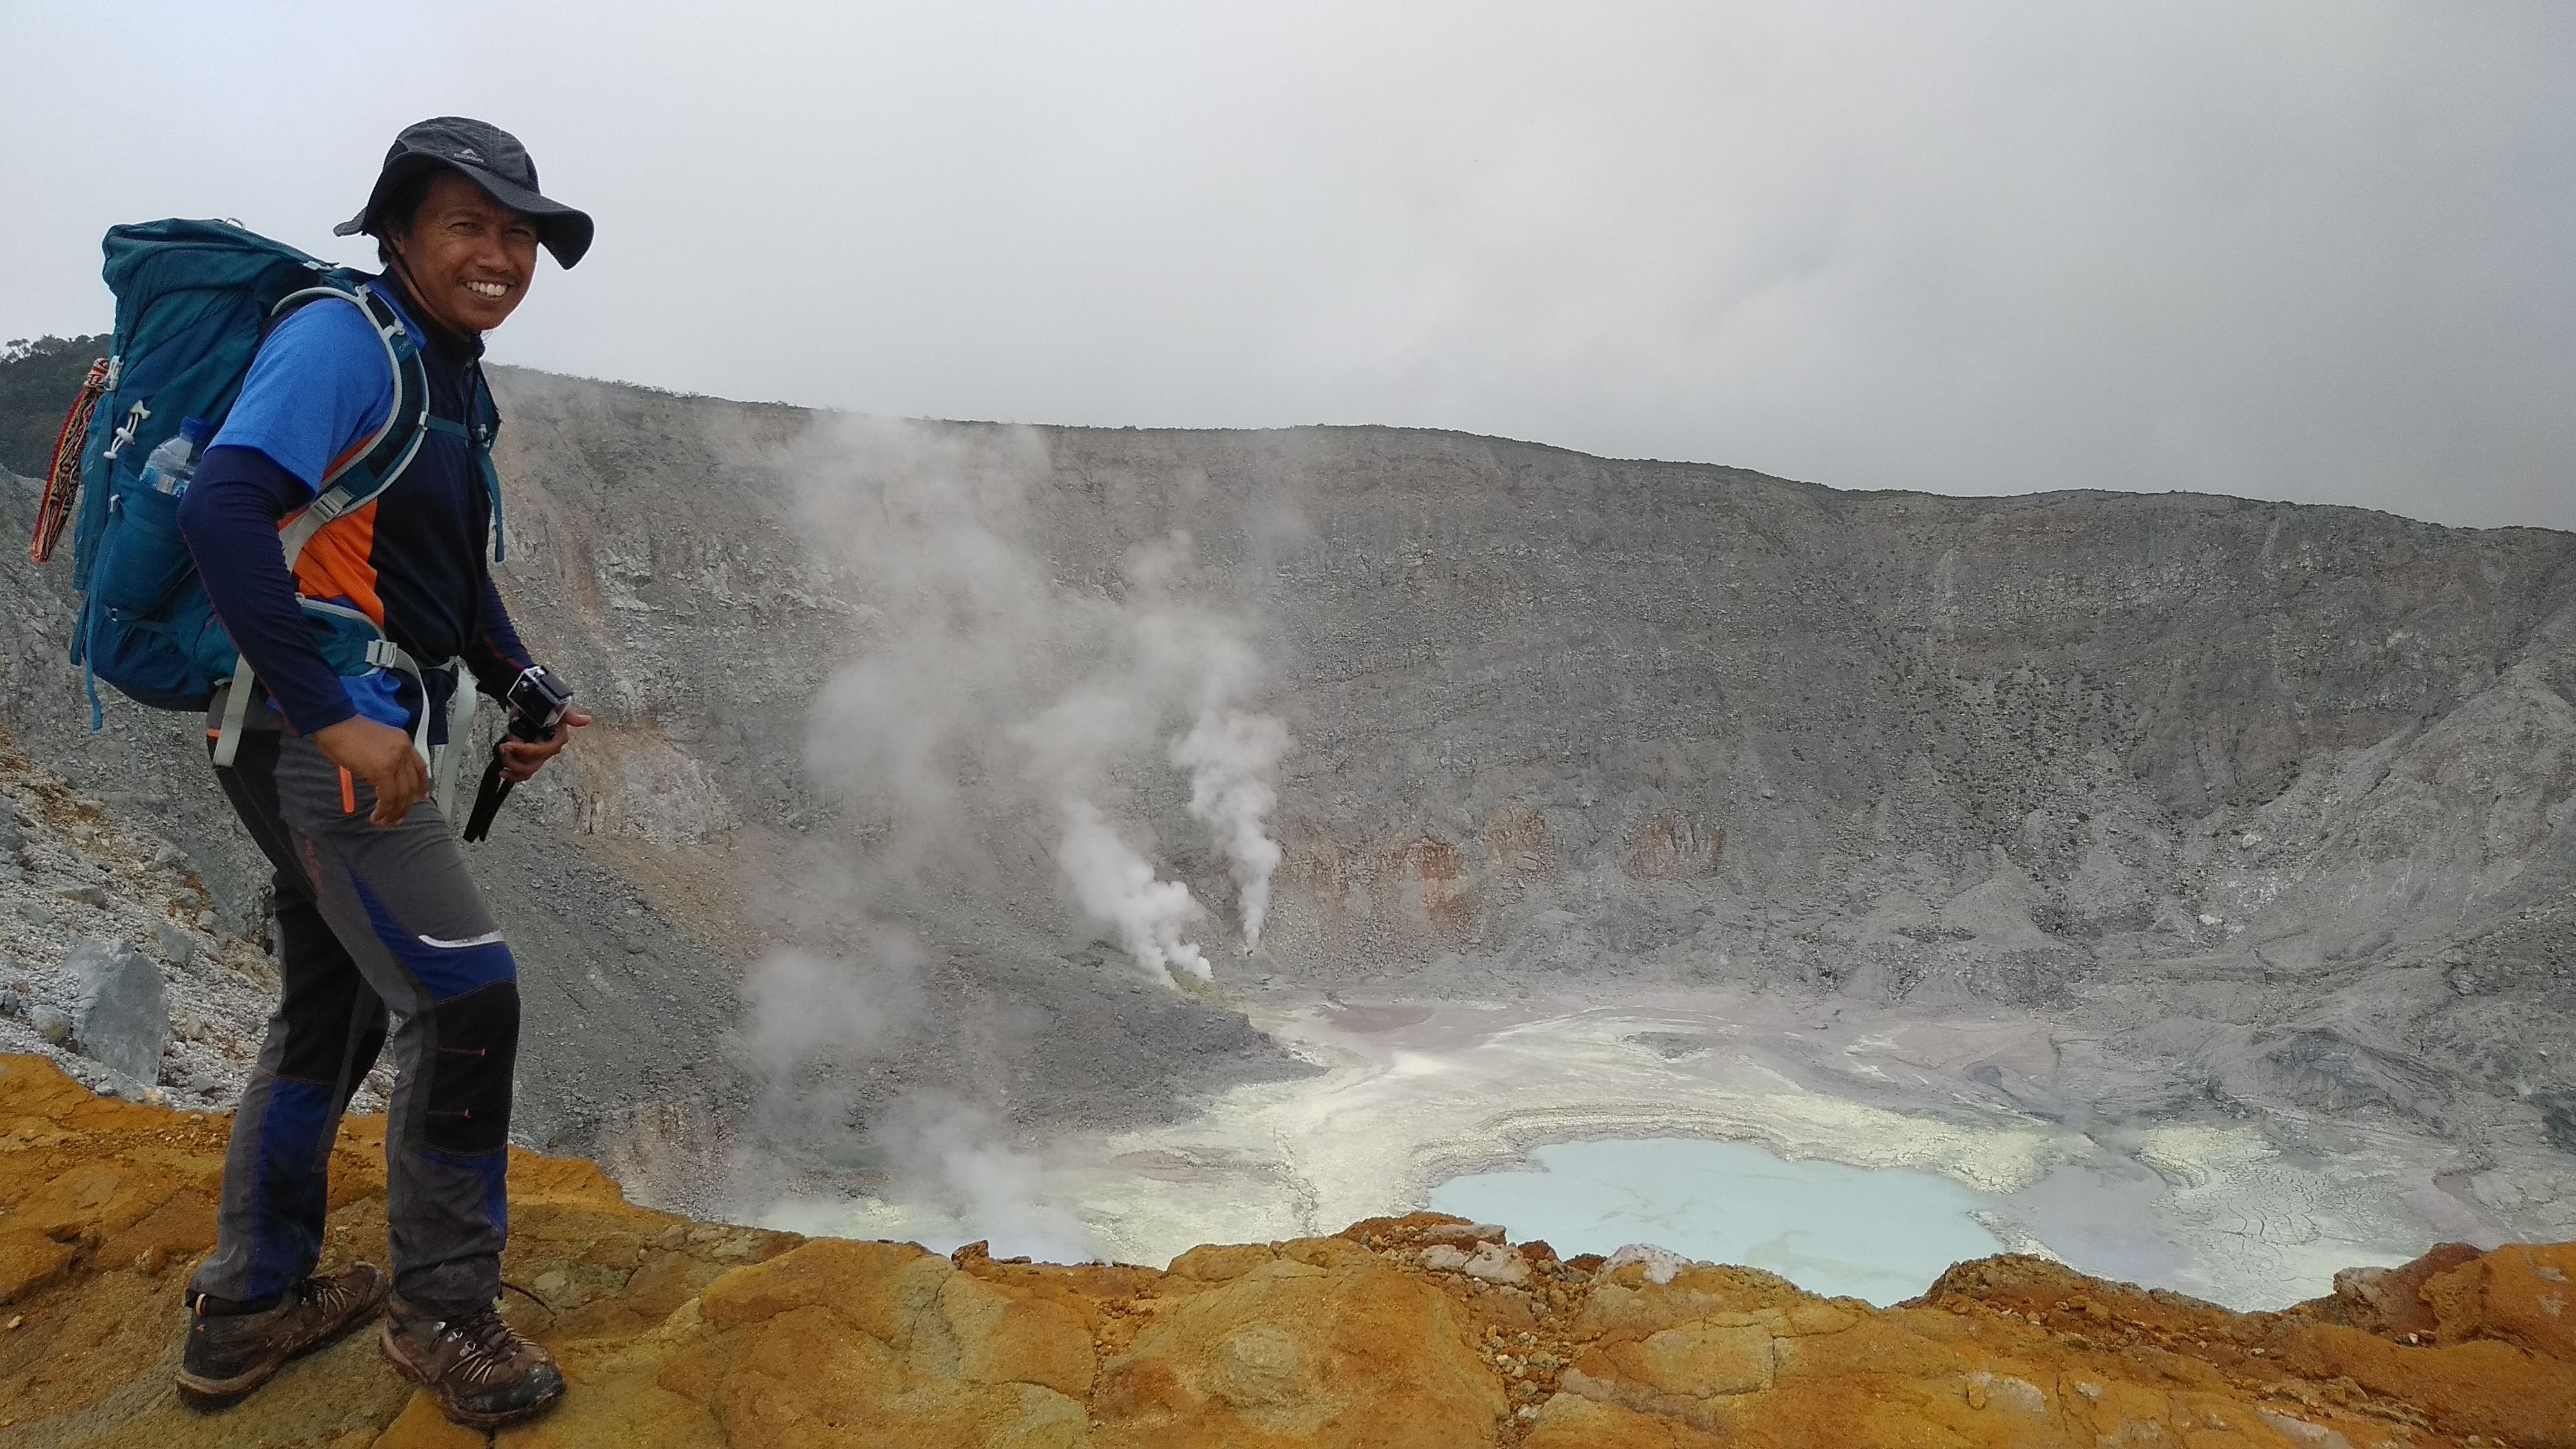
left=423, top=365, right=507, bottom=561
left=210, top=282, right=430, bottom=768
left=273, top=283, right=430, bottom=548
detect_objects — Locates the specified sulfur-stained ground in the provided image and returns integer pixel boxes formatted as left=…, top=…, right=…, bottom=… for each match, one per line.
left=0, top=1054, right=2568, bottom=1448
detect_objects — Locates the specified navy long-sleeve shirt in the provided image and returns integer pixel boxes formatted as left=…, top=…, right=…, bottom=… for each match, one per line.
left=176, top=274, right=531, bottom=739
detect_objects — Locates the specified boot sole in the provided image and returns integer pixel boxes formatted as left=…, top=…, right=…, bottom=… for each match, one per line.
left=379, top=1323, right=567, bottom=1431
left=174, top=1285, right=387, bottom=1409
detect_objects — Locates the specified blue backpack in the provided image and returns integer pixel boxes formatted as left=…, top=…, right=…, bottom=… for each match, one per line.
left=64, top=219, right=441, bottom=763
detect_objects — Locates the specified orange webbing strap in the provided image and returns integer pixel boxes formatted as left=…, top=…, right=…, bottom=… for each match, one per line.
left=28, top=358, right=109, bottom=565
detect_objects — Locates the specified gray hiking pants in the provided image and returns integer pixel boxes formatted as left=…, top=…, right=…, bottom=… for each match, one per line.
left=185, top=690, right=519, bottom=1318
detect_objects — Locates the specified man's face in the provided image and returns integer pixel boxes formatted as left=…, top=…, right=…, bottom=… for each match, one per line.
left=388, top=171, right=539, bottom=335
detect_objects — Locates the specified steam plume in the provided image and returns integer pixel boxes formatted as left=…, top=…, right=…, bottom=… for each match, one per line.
left=733, top=935, right=927, bottom=1154
left=866, top=1092, right=1099, bottom=1264
left=1056, top=798, right=1211, bottom=982
left=732, top=415, right=1293, bottom=1250
left=1172, top=710, right=1292, bottom=942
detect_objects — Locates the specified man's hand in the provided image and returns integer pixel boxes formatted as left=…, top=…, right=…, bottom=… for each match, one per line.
left=312, top=716, right=428, bottom=827
left=498, top=710, right=591, bottom=784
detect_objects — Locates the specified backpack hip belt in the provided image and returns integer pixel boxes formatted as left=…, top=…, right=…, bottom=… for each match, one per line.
left=211, top=636, right=482, bottom=819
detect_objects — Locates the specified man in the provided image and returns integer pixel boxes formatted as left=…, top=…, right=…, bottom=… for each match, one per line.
left=171, top=117, right=596, bottom=1430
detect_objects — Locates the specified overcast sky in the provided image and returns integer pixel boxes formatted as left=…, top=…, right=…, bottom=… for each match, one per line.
left=5, top=1, right=2570, bottom=529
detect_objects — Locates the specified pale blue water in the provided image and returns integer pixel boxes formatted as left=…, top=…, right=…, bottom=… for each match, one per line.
left=1428, top=1137, right=2005, bottom=1305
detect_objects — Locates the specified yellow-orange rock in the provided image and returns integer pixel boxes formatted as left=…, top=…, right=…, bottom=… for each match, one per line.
left=1, top=1054, right=2568, bottom=1448
left=1097, top=1251, right=1508, bottom=1446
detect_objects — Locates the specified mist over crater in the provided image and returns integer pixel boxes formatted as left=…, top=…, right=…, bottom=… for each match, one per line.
left=4, top=365, right=2570, bottom=1297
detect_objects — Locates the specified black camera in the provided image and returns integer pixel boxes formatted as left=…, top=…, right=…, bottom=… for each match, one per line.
left=462, top=665, right=575, bottom=843
left=502, top=665, right=574, bottom=743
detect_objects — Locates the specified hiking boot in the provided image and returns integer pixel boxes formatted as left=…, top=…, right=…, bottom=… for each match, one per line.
left=379, top=1293, right=565, bottom=1429
left=175, top=1262, right=390, bottom=1407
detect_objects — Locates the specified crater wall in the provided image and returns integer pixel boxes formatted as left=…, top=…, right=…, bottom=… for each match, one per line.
left=4, top=365, right=2571, bottom=1168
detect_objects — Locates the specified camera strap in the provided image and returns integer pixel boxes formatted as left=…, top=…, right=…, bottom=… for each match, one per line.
left=460, top=745, right=514, bottom=844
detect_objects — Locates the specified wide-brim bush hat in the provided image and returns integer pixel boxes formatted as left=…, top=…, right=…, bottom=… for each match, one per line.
left=336, top=116, right=594, bottom=269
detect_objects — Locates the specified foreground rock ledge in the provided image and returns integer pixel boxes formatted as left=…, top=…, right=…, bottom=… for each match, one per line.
left=1, top=1057, right=2568, bottom=1448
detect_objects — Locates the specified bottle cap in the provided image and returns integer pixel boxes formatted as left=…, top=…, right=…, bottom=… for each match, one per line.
left=178, top=416, right=213, bottom=441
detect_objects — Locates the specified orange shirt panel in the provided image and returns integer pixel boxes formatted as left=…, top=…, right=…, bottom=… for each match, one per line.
left=285, top=499, right=384, bottom=626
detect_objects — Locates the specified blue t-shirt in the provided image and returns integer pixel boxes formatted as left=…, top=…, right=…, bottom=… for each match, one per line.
left=213, top=297, right=397, bottom=489
left=178, top=278, right=532, bottom=738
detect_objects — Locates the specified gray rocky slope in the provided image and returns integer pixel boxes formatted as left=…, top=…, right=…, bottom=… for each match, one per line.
left=3, top=366, right=2570, bottom=1215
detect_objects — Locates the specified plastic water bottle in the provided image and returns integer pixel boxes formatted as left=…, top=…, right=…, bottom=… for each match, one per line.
left=140, top=417, right=213, bottom=496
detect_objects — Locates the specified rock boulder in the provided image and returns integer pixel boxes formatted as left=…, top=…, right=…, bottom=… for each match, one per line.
left=62, top=940, right=165, bottom=1087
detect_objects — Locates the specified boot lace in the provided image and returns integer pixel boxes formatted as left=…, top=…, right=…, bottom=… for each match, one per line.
left=295, top=1273, right=352, bottom=1312
left=444, top=1304, right=535, bottom=1387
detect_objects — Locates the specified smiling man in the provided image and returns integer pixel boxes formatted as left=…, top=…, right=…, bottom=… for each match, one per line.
left=171, top=117, right=594, bottom=1429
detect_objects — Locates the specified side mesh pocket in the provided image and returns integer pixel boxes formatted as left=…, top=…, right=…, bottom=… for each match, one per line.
left=91, top=472, right=194, bottom=617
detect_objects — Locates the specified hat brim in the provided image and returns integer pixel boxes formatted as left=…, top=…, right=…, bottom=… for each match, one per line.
left=334, top=154, right=594, bottom=269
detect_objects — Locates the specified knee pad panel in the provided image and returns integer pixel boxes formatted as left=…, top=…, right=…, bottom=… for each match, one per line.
left=423, top=983, right=519, bottom=1155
